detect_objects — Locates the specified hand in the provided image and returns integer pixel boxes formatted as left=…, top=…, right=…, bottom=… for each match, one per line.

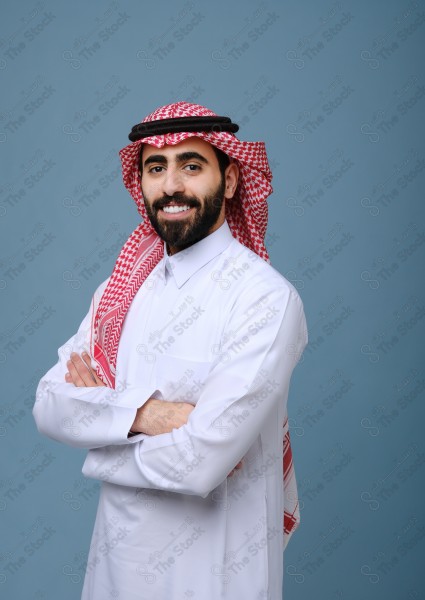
left=132, top=398, right=242, bottom=475
left=132, top=398, right=195, bottom=435
left=228, top=460, right=243, bottom=477
left=65, top=352, right=106, bottom=387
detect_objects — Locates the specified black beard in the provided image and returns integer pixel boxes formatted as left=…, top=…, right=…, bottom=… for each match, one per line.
left=143, top=176, right=226, bottom=251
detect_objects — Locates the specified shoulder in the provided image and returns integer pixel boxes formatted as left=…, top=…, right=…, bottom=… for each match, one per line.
left=224, top=238, right=304, bottom=306
left=92, top=276, right=111, bottom=308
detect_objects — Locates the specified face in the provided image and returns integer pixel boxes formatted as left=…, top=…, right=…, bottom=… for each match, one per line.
left=139, top=138, right=237, bottom=254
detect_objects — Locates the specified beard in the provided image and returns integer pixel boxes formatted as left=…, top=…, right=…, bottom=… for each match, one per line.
left=143, top=176, right=226, bottom=250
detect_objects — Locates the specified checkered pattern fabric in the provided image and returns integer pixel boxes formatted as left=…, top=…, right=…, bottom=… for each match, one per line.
left=89, top=101, right=300, bottom=548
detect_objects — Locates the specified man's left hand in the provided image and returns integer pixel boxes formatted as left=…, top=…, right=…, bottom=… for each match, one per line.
left=65, top=352, right=106, bottom=387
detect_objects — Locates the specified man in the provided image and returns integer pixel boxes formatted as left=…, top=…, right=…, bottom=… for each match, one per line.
left=33, top=102, right=308, bottom=599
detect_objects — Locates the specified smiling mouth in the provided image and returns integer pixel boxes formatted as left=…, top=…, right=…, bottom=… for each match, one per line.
left=162, top=205, right=192, bottom=214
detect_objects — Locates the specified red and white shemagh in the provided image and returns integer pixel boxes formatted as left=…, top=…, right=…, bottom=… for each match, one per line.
left=89, top=101, right=300, bottom=547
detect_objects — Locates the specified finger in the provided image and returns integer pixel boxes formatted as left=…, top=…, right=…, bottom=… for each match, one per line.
left=66, top=357, right=86, bottom=387
left=69, top=353, right=97, bottom=386
left=80, top=353, right=98, bottom=384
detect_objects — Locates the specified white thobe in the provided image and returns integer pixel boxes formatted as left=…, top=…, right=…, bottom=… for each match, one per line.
left=33, top=220, right=308, bottom=599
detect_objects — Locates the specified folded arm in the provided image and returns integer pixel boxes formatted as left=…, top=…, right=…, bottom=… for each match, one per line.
left=82, top=286, right=308, bottom=497
left=32, top=279, right=160, bottom=449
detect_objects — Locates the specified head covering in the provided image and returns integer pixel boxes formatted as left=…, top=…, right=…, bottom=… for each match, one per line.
left=89, top=101, right=300, bottom=547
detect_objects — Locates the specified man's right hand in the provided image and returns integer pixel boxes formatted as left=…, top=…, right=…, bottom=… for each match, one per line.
left=130, top=398, right=195, bottom=436
left=129, top=399, right=243, bottom=476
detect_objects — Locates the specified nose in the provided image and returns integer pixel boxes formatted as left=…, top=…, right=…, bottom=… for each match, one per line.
left=162, top=166, right=185, bottom=197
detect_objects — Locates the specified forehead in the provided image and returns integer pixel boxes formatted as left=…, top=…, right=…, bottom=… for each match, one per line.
left=141, top=137, right=216, bottom=161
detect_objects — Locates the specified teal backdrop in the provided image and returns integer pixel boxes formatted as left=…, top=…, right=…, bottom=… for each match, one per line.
left=1, top=0, right=424, bottom=598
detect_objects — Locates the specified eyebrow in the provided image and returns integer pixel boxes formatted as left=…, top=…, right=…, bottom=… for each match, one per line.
left=143, top=151, right=209, bottom=169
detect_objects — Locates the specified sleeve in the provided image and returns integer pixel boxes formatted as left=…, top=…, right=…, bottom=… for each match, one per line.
left=81, top=284, right=308, bottom=496
left=32, top=278, right=160, bottom=449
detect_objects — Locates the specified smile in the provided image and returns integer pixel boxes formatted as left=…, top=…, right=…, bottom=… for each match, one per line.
left=162, top=205, right=191, bottom=213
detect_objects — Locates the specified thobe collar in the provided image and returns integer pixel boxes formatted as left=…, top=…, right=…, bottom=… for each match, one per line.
left=162, top=220, right=234, bottom=288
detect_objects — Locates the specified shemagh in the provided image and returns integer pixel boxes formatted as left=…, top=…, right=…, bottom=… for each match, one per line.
left=89, top=101, right=300, bottom=547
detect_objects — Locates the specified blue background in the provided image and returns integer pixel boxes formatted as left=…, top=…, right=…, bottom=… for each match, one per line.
left=1, top=0, right=424, bottom=598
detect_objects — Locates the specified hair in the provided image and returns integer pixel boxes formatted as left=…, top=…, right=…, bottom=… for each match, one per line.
left=138, top=143, right=230, bottom=177
left=212, top=145, right=230, bottom=178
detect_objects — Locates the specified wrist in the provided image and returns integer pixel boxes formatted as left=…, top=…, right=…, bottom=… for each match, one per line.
left=130, top=399, right=156, bottom=436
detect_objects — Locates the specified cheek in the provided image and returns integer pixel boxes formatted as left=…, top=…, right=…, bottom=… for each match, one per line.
left=143, top=180, right=165, bottom=200
left=141, top=183, right=154, bottom=204
left=141, top=189, right=154, bottom=212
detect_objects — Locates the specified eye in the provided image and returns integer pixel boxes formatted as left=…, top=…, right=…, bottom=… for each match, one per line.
left=184, top=164, right=201, bottom=171
left=148, top=166, right=164, bottom=173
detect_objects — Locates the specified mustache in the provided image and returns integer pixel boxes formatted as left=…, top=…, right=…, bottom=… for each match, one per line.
left=153, top=194, right=201, bottom=210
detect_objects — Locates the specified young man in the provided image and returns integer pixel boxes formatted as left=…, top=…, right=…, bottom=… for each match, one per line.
left=33, top=102, right=308, bottom=599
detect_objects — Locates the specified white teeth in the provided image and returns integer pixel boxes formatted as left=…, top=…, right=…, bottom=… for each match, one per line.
left=162, top=205, right=191, bottom=213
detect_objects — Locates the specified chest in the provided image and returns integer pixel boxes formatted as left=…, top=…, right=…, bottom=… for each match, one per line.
left=117, top=267, right=234, bottom=403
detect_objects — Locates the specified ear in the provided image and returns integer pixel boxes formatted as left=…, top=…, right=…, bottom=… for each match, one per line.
left=223, top=161, right=240, bottom=200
